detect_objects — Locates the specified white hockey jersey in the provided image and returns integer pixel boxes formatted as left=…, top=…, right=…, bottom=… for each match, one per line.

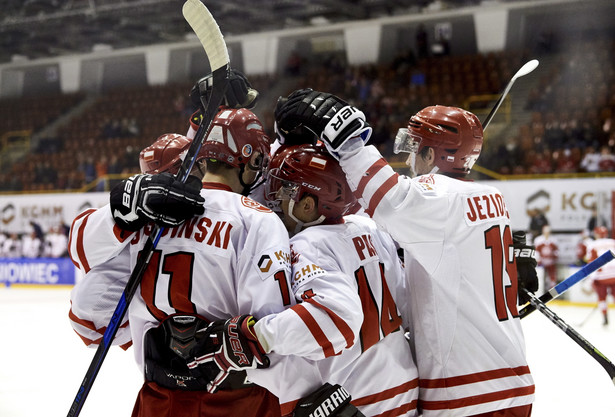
left=585, top=238, right=615, bottom=281
left=68, top=183, right=294, bottom=372
left=251, top=214, right=419, bottom=416
left=337, top=145, right=535, bottom=416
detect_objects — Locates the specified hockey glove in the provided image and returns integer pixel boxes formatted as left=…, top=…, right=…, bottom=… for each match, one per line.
left=110, top=173, right=204, bottom=231
left=513, top=231, right=539, bottom=305
left=293, top=383, right=365, bottom=417
left=274, top=88, right=372, bottom=153
left=187, top=315, right=269, bottom=393
left=190, top=68, right=259, bottom=110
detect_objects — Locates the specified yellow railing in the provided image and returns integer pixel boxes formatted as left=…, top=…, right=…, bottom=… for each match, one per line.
left=0, top=130, right=32, bottom=153
left=464, top=93, right=511, bottom=127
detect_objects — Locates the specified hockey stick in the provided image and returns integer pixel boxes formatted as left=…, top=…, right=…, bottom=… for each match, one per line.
left=522, top=289, right=615, bottom=385
left=482, top=59, right=539, bottom=129
left=578, top=304, right=599, bottom=327
left=66, top=2, right=229, bottom=416
left=519, top=250, right=614, bottom=319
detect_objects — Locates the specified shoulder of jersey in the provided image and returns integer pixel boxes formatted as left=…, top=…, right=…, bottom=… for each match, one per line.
left=239, top=195, right=273, bottom=213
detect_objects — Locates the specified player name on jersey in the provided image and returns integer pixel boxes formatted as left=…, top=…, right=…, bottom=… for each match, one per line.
left=464, top=191, right=510, bottom=225
left=129, top=217, right=233, bottom=249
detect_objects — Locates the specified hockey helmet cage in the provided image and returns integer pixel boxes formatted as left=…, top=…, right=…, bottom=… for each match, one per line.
left=266, top=144, right=356, bottom=223
left=201, top=107, right=271, bottom=172
left=395, top=105, right=483, bottom=176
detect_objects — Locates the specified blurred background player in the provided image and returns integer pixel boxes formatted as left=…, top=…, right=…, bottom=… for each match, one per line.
left=275, top=90, right=537, bottom=417
left=533, top=225, right=559, bottom=289
left=585, top=226, right=615, bottom=325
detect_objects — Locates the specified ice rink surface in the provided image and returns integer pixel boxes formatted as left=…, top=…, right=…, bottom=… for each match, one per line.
left=1, top=287, right=614, bottom=417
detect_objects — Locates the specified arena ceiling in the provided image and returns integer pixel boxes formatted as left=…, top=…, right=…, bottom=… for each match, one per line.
left=1, top=0, right=482, bottom=64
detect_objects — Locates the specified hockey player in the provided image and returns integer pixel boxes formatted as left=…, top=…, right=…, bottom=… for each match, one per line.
left=533, top=225, right=559, bottom=288
left=68, top=132, right=208, bottom=349
left=69, top=69, right=262, bottom=349
left=585, top=226, right=615, bottom=325
left=190, top=144, right=418, bottom=416
left=69, top=107, right=293, bottom=417
left=274, top=89, right=537, bottom=417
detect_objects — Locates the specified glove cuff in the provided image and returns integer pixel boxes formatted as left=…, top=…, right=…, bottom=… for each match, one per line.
left=322, top=106, right=371, bottom=150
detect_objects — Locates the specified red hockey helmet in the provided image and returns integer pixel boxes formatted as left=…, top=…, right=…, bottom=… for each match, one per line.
left=139, top=133, right=206, bottom=175
left=594, top=226, right=609, bottom=239
left=200, top=107, right=270, bottom=172
left=394, top=105, right=483, bottom=176
left=266, top=144, right=356, bottom=223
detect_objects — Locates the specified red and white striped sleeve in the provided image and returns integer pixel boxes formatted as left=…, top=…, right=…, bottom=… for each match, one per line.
left=68, top=250, right=132, bottom=350
left=68, top=204, right=135, bottom=274
left=254, top=237, right=363, bottom=360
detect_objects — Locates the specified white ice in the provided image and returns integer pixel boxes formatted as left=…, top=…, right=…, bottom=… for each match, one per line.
left=1, top=287, right=613, bottom=417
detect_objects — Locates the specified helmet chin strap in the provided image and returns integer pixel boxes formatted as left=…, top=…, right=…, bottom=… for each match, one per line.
left=287, top=199, right=325, bottom=236
left=238, top=164, right=264, bottom=197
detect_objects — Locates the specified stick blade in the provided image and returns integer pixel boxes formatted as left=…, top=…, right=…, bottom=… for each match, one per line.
left=515, top=59, right=539, bottom=78
left=183, top=0, right=230, bottom=72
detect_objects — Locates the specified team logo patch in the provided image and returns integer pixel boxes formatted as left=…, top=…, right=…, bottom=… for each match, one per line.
left=253, top=248, right=291, bottom=280
left=241, top=196, right=272, bottom=213
left=241, top=144, right=253, bottom=158
left=258, top=254, right=273, bottom=273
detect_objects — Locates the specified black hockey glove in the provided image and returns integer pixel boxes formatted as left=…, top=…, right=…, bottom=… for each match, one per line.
left=274, top=88, right=372, bottom=153
left=513, top=231, right=539, bottom=305
left=110, top=173, right=204, bottom=231
left=293, top=383, right=365, bottom=417
left=187, top=315, right=269, bottom=393
left=190, top=68, right=259, bottom=110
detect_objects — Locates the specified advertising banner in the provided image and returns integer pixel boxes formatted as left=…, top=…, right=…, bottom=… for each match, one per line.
left=0, top=192, right=108, bottom=234
left=0, top=257, right=76, bottom=286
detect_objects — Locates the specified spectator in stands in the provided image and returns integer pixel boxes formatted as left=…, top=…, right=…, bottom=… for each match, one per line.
left=534, top=225, right=559, bottom=289
left=21, top=228, right=42, bottom=258
left=2, top=233, right=22, bottom=258
left=553, top=148, right=580, bottom=173
left=587, top=206, right=608, bottom=238
left=598, top=145, right=615, bottom=171
left=0, top=231, right=6, bottom=256
left=527, top=196, right=550, bottom=243
left=43, top=225, right=68, bottom=258
left=580, top=145, right=602, bottom=172
left=528, top=148, right=554, bottom=174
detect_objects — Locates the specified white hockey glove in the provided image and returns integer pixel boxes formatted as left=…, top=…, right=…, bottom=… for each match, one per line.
left=190, top=68, right=259, bottom=110
left=274, top=88, right=372, bottom=156
left=110, top=173, right=204, bottom=231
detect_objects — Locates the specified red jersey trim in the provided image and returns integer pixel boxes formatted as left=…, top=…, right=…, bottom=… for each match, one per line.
left=419, top=365, right=531, bottom=388
left=353, top=378, right=419, bottom=406
left=365, top=173, right=398, bottom=217
left=304, top=298, right=355, bottom=349
left=68, top=209, right=95, bottom=272
left=290, top=304, right=336, bottom=357
left=372, top=399, right=419, bottom=417
left=420, top=385, right=535, bottom=411
left=355, top=158, right=388, bottom=197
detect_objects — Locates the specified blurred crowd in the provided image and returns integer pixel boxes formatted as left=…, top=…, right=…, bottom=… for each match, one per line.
left=0, top=221, right=69, bottom=259
left=0, top=39, right=614, bottom=193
